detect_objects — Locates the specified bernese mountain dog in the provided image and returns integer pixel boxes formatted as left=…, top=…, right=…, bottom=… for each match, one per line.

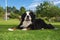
left=8, top=11, right=57, bottom=31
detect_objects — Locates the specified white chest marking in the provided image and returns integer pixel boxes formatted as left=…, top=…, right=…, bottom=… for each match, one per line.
left=21, top=21, right=32, bottom=28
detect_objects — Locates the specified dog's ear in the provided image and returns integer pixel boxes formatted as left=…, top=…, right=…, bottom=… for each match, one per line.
left=21, top=13, right=26, bottom=21
left=30, top=11, right=36, bottom=21
left=30, top=11, right=36, bottom=18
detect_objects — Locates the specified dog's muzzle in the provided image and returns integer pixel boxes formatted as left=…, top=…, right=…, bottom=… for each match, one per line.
left=26, top=16, right=30, bottom=21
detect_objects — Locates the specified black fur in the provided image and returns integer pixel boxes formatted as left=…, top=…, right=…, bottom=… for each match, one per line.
left=17, top=11, right=55, bottom=30
left=28, top=19, right=55, bottom=30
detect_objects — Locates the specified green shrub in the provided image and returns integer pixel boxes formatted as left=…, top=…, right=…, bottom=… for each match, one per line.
left=10, top=12, right=20, bottom=19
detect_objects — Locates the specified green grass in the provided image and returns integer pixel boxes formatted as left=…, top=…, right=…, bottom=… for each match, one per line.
left=0, top=19, right=60, bottom=40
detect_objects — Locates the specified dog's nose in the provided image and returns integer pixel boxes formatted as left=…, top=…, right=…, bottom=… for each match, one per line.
left=26, top=15, right=30, bottom=21
left=27, top=16, right=29, bottom=18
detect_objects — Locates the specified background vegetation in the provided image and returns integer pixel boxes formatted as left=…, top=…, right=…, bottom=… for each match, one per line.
left=0, top=1, right=60, bottom=22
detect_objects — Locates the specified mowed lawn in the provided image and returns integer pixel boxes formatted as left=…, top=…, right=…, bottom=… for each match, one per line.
left=0, top=19, right=60, bottom=40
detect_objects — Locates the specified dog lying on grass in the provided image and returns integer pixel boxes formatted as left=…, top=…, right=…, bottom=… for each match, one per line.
left=8, top=11, right=58, bottom=31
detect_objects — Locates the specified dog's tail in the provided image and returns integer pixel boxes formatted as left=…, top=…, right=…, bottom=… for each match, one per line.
left=54, top=27, right=58, bottom=30
left=48, top=24, right=58, bottom=30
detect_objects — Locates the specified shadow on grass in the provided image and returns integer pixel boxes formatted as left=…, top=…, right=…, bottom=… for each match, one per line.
left=0, top=25, right=60, bottom=28
left=0, top=25, right=60, bottom=32
left=54, top=25, right=60, bottom=28
left=0, top=25, right=17, bottom=32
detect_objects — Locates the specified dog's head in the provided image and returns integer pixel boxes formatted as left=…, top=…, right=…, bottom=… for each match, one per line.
left=21, top=11, right=35, bottom=22
left=20, top=11, right=35, bottom=28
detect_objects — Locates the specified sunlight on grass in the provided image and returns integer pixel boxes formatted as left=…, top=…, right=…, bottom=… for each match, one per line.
left=0, top=19, right=60, bottom=40
left=0, top=19, right=20, bottom=25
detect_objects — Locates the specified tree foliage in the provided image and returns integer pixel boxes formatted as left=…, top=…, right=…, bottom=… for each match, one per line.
left=36, top=2, right=60, bottom=18
left=19, top=6, right=26, bottom=15
left=0, top=6, right=4, bottom=17
left=6, top=6, right=26, bottom=18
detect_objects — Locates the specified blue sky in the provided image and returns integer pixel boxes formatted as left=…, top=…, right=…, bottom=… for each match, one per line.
left=0, top=0, right=60, bottom=10
left=0, top=0, right=5, bottom=8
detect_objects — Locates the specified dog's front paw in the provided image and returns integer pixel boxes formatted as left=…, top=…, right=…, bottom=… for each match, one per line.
left=22, top=28, right=27, bottom=30
left=8, top=28, right=14, bottom=31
